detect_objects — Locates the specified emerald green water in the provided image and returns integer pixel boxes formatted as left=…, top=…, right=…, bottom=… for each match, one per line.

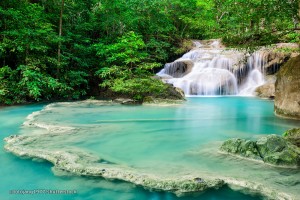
left=1, top=97, right=299, bottom=200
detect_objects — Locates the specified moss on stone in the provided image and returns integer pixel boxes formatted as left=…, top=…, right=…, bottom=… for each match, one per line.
left=283, top=128, right=300, bottom=147
left=220, top=134, right=300, bottom=167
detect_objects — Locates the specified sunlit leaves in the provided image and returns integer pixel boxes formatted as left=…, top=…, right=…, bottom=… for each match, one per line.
left=210, top=0, right=299, bottom=46
left=94, top=31, right=165, bottom=99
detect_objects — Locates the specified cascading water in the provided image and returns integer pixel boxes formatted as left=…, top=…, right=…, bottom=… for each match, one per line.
left=157, top=40, right=267, bottom=96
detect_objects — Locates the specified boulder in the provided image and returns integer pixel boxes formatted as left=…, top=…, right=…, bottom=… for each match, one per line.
left=220, top=134, right=300, bottom=167
left=264, top=43, right=299, bottom=75
left=256, top=135, right=287, bottom=156
left=275, top=55, right=300, bottom=119
left=220, top=138, right=261, bottom=160
left=255, top=83, right=275, bottom=99
left=162, top=60, right=193, bottom=78
left=256, top=135, right=300, bottom=166
left=283, top=128, right=300, bottom=147
left=264, top=52, right=291, bottom=75
left=157, top=85, right=185, bottom=100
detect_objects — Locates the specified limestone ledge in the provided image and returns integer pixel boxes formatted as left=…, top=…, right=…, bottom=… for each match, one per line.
left=142, top=97, right=186, bottom=105
left=223, top=177, right=293, bottom=200
left=4, top=134, right=296, bottom=199
left=4, top=135, right=223, bottom=195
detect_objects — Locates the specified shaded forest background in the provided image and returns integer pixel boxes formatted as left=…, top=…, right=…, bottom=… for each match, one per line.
left=0, top=0, right=299, bottom=104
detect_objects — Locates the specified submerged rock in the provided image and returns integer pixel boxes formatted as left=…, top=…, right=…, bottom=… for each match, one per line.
left=220, top=134, right=300, bottom=167
left=143, top=96, right=185, bottom=104
left=113, top=98, right=138, bottom=105
left=275, top=55, right=300, bottom=120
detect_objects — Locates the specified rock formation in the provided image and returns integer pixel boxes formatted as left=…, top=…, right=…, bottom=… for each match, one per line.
left=255, top=81, right=275, bottom=99
left=220, top=131, right=300, bottom=167
left=4, top=134, right=224, bottom=196
left=275, top=55, right=300, bottom=119
left=283, top=128, right=300, bottom=147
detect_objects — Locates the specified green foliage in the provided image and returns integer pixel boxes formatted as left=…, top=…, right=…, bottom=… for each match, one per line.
left=95, top=32, right=148, bottom=67
left=207, top=0, right=299, bottom=47
left=61, top=70, right=89, bottom=99
left=111, top=78, right=169, bottom=101
left=95, top=32, right=164, bottom=99
left=283, top=32, right=300, bottom=43
left=0, top=0, right=299, bottom=104
left=0, top=66, right=20, bottom=104
left=18, top=65, right=70, bottom=101
left=174, top=40, right=194, bottom=55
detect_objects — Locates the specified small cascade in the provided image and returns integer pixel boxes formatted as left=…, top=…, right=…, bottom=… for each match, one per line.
left=239, top=52, right=267, bottom=95
left=157, top=40, right=268, bottom=96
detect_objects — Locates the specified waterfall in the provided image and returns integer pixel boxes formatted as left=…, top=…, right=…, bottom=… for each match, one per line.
left=157, top=40, right=267, bottom=96
left=238, top=52, right=267, bottom=96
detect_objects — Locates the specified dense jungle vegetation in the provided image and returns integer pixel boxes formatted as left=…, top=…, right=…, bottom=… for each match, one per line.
left=0, top=0, right=299, bottom=104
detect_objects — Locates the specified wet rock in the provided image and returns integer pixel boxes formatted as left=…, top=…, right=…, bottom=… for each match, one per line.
left=256, top=135, right=300, bottom=166
left=143, top=96, right=155, bottom=103
left=162, top=60, right=193, bottom=78
left=275, top=55, right=300, bottom=120
left=220, top=138, right=262, bottom=160
left=220, top=134, right=300, bottom=167
left=142, top=97, right=185, bottom=104
left=256, top=135, right=287, bottom=156
left=255, top=83, right=275, bottom=99
left=264, top=52, right=291, bottom=75
left=113, top=98, right=138, bottom=105
left=143, top=84, right=185, bottom=103
left=283, top=128, right=300, bottom=147
left=193, top=177, right=205, bottom=183
left=263, top=43, right=299, bottom=75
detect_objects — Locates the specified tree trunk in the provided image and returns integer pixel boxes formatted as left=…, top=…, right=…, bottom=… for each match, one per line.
left=57, top=0, right=64, bottom=78
left=26, top=44, right=29, bottom=65
left=3, top=23, right=6, bottom=66
left=299, top=0, right=300, bottom=20
left=299, top=0, right=300, bottom=25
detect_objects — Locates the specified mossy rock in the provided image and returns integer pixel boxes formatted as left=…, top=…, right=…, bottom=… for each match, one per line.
left=220, top=134, right=300, bottom=167
left=143, top=96, right=155, bottom=103
left=263, top=146, right=300, bottom=166
left=220, top=138, right=261, bottom=160
left=283, top=128, right=300, bottom=147
left=257, top=135, right=300, bottom=166
left=256, top=135, right=287, bottom=156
